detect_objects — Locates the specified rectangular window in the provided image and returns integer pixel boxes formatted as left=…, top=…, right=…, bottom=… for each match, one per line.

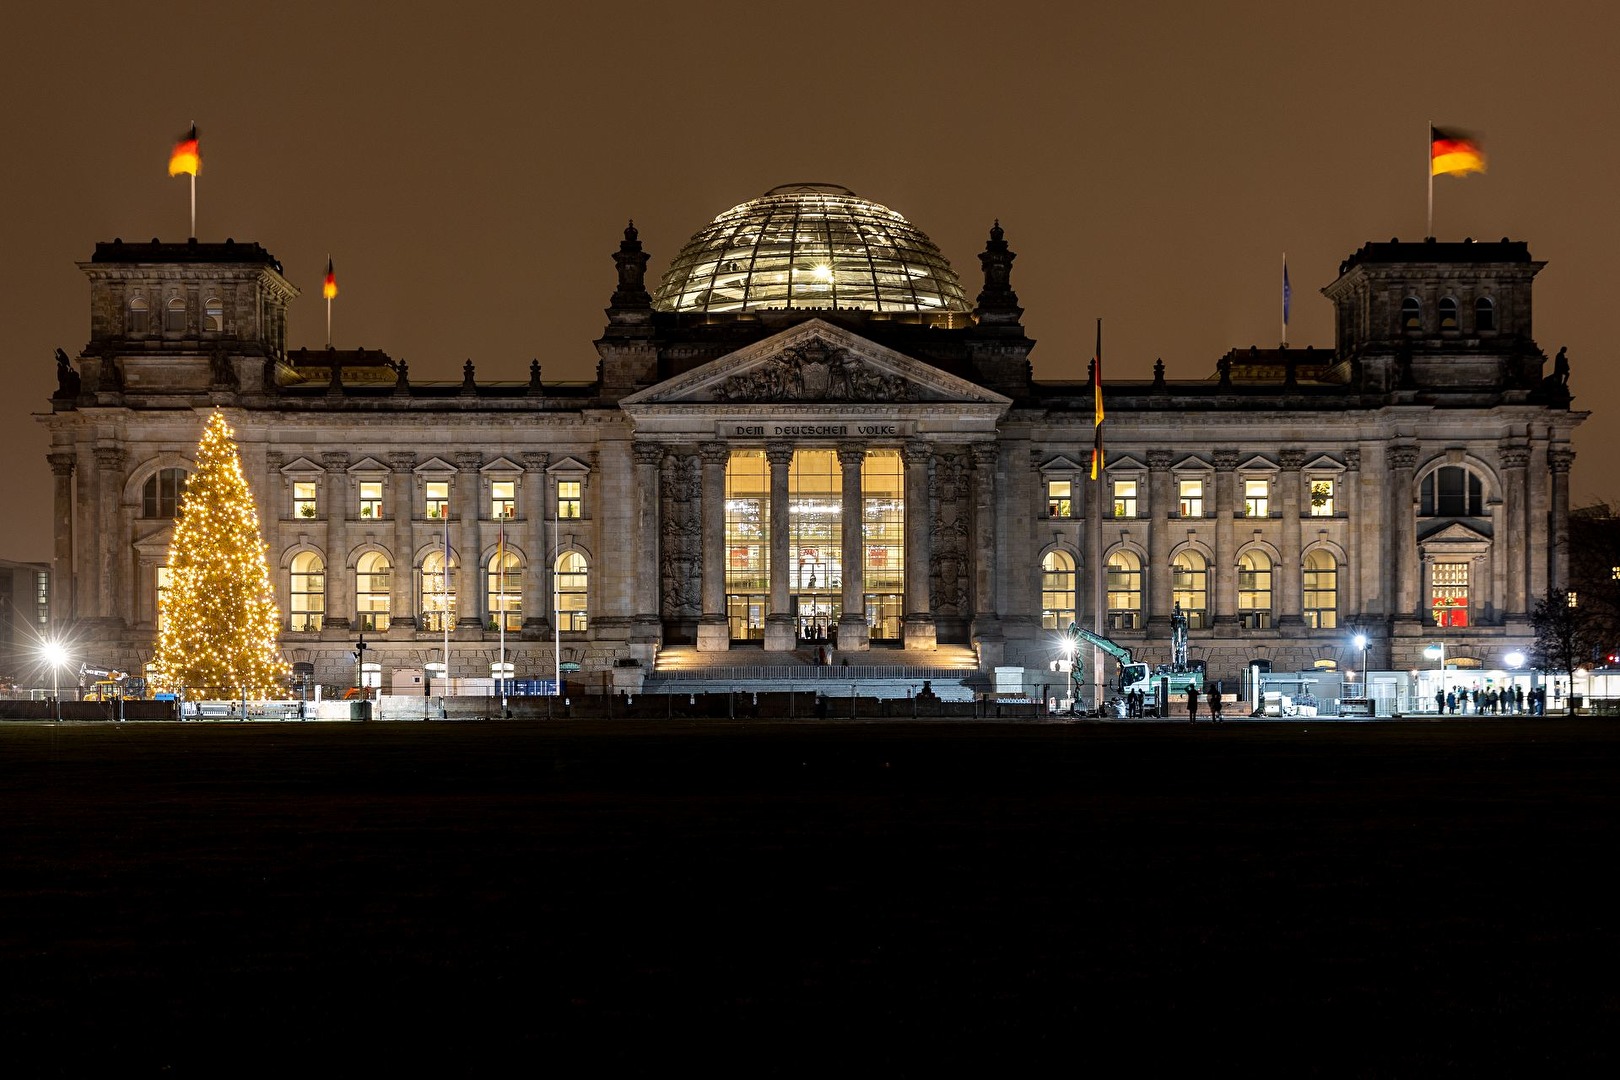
left=1431, top=562, right=1470, bottom=627
left=357, top=481, right=384, bottom=520
left=35, top=570, right=49, bottom=627
left=1047, top=480, right=1072, bottom=519
left=1244, top=479, right=1270, bottom=517
left=491, top=480, right=516, bottom=520
left=1112, top=480, right=1138, bottom=518
left=558, top=480, right=582, bottom=520
left=1178, top=479, right=1203, bottom=518
left=1309, top=478, right=1334, bottom=517
left=425, top=481, right=450, bottom=520
left=293, top=481, right=318, bottom=519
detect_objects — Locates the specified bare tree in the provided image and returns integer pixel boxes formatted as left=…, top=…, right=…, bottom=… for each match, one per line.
left=1529, top=588, right=1601, bottom=707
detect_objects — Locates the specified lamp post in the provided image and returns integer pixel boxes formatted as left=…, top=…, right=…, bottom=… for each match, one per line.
left=1505, top=650, right=1525, bottom=714
left=42, top=641, right=68, bottom=722
left=1352, top=633, right=1368, bottom=697
left=1424, top=641, right=1446, bottom=713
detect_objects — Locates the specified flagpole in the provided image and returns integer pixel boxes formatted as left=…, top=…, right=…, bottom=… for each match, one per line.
left=442, top=510, right=451, bottom=695
left=1281, top=252, right=1288, bottom=347
left=554, top=495, right=561, bottom=700
left=1426, top=120, right=1434, bottom=239
left=1091, top=318, right=1106, bottom=716
left=189, top=118, right=196, bottom=240
left=498, top=516, right=507, bottom=716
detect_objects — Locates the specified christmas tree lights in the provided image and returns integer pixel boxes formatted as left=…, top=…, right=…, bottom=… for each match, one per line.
left=154, top=412, right=289, bottom=699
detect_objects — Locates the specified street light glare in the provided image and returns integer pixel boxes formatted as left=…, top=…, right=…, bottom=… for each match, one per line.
left=42, top=641, right=68, bottom=668
left=1353, top=633, right=1367, bottom=649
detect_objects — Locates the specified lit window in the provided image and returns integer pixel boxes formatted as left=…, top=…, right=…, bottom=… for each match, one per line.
left=1106, top=550, right=1142, bottom=630
left=1474, top=296, right=1495, bottom=333
left=725, top=450, right=770, bottom=641
left=128, top=296, right=149, bottom=334
left=1309, top=478, right=1334, bottom=516
left=1041, top=550, right=1076, bottom=630
left=558, top=480, right=582, bottom=520
left=1303, top=549, right=1338, bottom=629
left=419, top=549, right=456, bottom=631
left=293, top=481, right=318, bottom=519
left=425, top=481, right=450, bottom=520
left=203, top=297, right=224, bottom=332
left=356, top=551, right=391, bottom=632
left=357, top=481, right=384, bottom=519
left=1438, top=296, right=1459, bottom=329
left=1171, top=550, right=1208, bottom=628
left=1420, top=467, right=1483, bottom=516
left=1047, top=480, right=1073, bottom=519
left=290, top=552, right=325, bottom=631
left=486, top=549, right=522, bottom=631
left=1244, top=479, right=1270, bottom=517
left=165, top=296, right=186, bottom=333
left=142, top=468, right=188, bottom=518
left=1112, top=480, right=1138, bottom=518
left=556, top=551, right=588, bottom=631
left=1401, top=296, right=1421, bottom=332
left=1432, top=562, right=1471, bottom=626
left=1178, top=479, right=1203, bottom=518
left=1567, top=591, right=1579, bottom=608
left=1238, top=550, right=1272, bottom=629
left=491, top=480, right=516, bottom=520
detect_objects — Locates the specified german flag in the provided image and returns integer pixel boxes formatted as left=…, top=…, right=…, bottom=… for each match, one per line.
left=168, top=125, right=200, bottom=177
left=323, top=257, right=338, bottom=300
left=1089, top=320, right=1104, bottom=480
left=1431, top=126, right=1485, bottom=177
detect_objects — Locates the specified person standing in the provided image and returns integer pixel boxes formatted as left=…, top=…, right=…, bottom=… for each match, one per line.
left=1186, top=685, right=1199, bottom=724
left=1435, top=688, right=1446, bottom=714
left=1208, top=684, right=1223, bottom=723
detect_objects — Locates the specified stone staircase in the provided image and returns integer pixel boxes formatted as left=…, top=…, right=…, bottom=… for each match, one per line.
left=644, top=644, right=985, bottom=701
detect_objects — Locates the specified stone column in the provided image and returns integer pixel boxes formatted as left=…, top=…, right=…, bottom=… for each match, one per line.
left=49, top=452, right=75, bottom=626
left=764, top=441, right=795, bottom=651
left=1146, top=449, right=1173, bottom=631
left=837, top=443, right=871, bottom=651
left=454, top=452, right=483, bottom=630
left=1343, top=449, right=1362, bottom=618
left=94, top=447, right=125, bottom=626
left=1388, top=443, right=1420, bottom=623
left=1499, top=442, right=1529, bottom=621
left=969, top=444, right=1001, bottom=661
left=322, top=452, right=351, bottom=630
left=388, top=453, right=416, bottom=632
left=902, top=440, right=936, bottom=650
left=631, top=442, right=663, bottom=647
left=522, top=452, right=550, bottom=637
left=696, top=442, right=730, bottom=652
left=1550, top=446, right=1575, bottom=588
left=1277, top=449, right=1306, bottom=626
left=1212, top=449, right=1238, bottom=626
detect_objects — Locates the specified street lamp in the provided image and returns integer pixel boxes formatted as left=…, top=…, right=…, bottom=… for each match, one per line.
left=41, top=640, right=69, bottom=721
left=1424, top=641, right=1446, bottom=713
left=1352, top=633, right=1368, bottom=696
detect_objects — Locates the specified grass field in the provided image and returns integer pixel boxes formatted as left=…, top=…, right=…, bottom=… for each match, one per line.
left=2, top=718, right=1617, bottom=1076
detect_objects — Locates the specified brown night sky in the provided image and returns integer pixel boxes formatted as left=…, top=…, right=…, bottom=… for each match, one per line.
left=3, top=1, right=1615, bottom=563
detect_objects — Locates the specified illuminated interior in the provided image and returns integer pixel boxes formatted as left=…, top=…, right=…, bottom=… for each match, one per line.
left=653, top=184, right=970, bottom=315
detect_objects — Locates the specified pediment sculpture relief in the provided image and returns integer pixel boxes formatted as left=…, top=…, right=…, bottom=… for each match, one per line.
left=713, top=341, right=918, bottom=403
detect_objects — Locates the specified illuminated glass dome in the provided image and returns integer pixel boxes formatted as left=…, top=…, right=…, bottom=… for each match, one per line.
left=652, top=183, right=970, bottom=314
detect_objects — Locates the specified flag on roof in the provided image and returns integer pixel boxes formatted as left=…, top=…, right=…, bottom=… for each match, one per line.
left=323, top=257, right=338, bottom=300
left=1089, top=320, right=1104, bottom=480
left=168, top=125, right=200, bottom=177
left=1431, top=126, right=1486, bottom=177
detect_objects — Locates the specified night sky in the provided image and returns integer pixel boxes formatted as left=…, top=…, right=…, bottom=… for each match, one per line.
left=4, top=1, right=1615, bottom=563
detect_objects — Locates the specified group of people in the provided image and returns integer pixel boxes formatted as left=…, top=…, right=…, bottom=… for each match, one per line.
left=1185, top=684, right=1224, bottom=723
left=1435, top=685, right=1548, bottom=715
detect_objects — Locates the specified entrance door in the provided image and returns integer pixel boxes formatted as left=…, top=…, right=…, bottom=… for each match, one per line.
left=728, top=594, right=766, bottom=642
left=866, top=593, right=902, bottom=643
left=794, top=594, right=841, bottom=642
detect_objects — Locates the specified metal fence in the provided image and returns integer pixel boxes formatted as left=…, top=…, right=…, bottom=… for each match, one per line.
left=650, top=665, right=978, bottom=682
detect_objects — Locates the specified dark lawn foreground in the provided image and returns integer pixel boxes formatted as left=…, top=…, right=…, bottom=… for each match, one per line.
left=1, top=719, right=1617, bottom=1077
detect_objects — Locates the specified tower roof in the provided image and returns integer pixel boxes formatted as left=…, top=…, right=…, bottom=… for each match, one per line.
left=651, top=184, right=970, bottom=315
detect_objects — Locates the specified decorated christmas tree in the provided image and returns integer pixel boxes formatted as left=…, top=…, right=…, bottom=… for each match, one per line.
left=154, top=411, right=289, bottom=698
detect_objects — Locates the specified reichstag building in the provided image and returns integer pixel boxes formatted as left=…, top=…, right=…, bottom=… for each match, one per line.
left=42, top=183, right=1585, bottom=697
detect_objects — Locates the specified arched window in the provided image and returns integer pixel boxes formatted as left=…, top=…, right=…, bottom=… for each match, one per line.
left=356, top=551, right=391, bottom=632
left=1106, top=550, right=1142, bottom=631
left=203, top=297, right=224, bottom=332
left=1474, top=296, right=1496, bottom=332
left=1172, top=550, right=1209, bottom=628
left=1303, top=549, right=1338, bottom=629
left=1041, top=550, right=1076, bottom=631
left=142, top=467, right=188, bottom=518
left=556, top=551, right=589, bottom=631
left=1438, top=296, right=1459, bottom=329
left=1420, top=466, right=1484, bottom=516
left=1238, top=550, right=1273, bottom=629
left=486, top=549, right=522, bottom=632
left=165, top=296, right=187, bottom=333
left=419, top=549, right=456, bottom=632
left=289, top=552, right=325, bottom=631
left=1401, top=296, right=1422, bottom=332
left=128, top=296, right=149, bottom=334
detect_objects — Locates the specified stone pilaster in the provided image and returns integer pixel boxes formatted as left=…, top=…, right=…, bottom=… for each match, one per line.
left=521, top=451, right=550, bottom=637
left=322, top=452, right=352, bottom=630
left=1212, top=449, right=1238, bottom=627
left=696, top=442, right=729, bottom=652
left=902, top=440, right=936, bottom=650
left=1388, top=443, right=1420, bottom=624
left=1146, top=448, right=1173, bottom=629
left=1276, top=449, right=1306, bottom=626
left=969, top=443, right=1001, bottom=661
left=1550, top=446, right=1575, bottom=589
left=454, top=451, right=483, bottom=630
left=764, top=442, right=795, bottom=651
left=838, top=443, right=870, bottom=651
left=95, top=447, right=125, bottom=625
left=631, top=442, right=663, bottom=649
left=1343, top=448, right=1362, bottom=618
left=388, top=453, right=416, bottom=633
left=49, top=452, right=75, bottom=626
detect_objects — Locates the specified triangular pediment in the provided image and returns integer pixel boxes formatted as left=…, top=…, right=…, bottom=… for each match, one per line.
left=1419, top=520, right=1492, bottom=546
left=1236, top=454, right=1278, bottom=472
left=1108, top=453, right=1148, bottom=472
left=620, top=320, right=1012, bottom=409
left=280, top=456, right=322, bottom=475
left=479, top=456, right=524, bottom=474
left=414, top=456, right=456, bottom=475
left=547, top=456, right=591, bottom=475
left=347, top=456, right=390, bottom=475
left=1172, top=454, right=1211, bottom=472
left=1040, top=454, right=1089, bottom=473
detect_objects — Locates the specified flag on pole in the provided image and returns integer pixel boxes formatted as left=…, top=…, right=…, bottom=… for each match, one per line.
left=168, top=125, right=200, bottom=177
left=1089, top=320, right=1104, bottom=480
left=1431, top=126, right=1486, bottom=177
left=1282, top=257, right=1292, bottom=328
left=322, top=257, right=338, bottom=299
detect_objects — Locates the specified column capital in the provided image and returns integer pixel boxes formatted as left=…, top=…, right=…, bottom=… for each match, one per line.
left=388, top=452, right=416, bottom=473
left=48, top=452, right=75, bottom=477
left=837, top=443, right=866, bottom=469
left=321, top=451, right=351, bottom=472
left=521, top=450, right=550, bottom=472
left=969, top=444, right=998, bottom=468
left=1498, top=444, right=1530, bottom=470
left=1278, top=448, right=1307, bottom=471
left=265, top=450, right=285, bottom=471
left=1212, top=448, right=1239, bottom=471
left=765, top=440, right=794, bottom=467
left=903, top=440, right=932, bottom=467
left=1549, top=446, right=1576, bottom=473
left=1343, top=448, right=1361, bottom=471
left=632, top=441, right=665, bottom=467
left=94, top=447, right=125, bottom=471
left=699, top=441, right=730, bottom=466
left=1147, top=448, right=1174, bottom=471
left=1388, top=445, right=1419, bottom=471
left=454, top=451, right=483, bottom=473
